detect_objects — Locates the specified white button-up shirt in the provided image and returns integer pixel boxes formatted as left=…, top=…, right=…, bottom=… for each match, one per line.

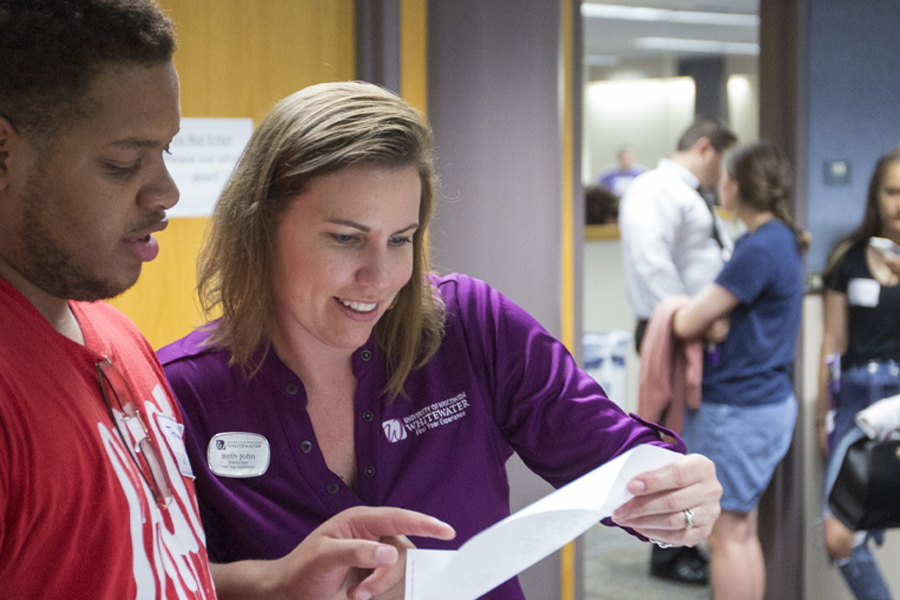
left=619, top=158, right=732, bottom=319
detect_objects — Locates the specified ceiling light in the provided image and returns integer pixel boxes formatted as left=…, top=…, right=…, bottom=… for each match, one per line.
left=633, top=37, right=760, bottom=55
left=581, top=3, right=758, bottom=27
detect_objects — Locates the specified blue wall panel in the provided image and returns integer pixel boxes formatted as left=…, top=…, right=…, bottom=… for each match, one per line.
left=807, top=0, right=900, bottom=273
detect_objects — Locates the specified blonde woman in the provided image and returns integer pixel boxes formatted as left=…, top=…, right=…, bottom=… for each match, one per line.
left=159, top=81, right=722, bottom=600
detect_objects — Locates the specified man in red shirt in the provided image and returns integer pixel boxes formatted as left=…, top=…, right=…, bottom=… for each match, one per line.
left=0, top=2, right=452, bottom=598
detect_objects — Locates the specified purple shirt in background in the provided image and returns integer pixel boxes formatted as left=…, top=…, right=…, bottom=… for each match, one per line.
left=598, top=166, right=646, bottom=198
left=159, top=273, right=682, bottom=600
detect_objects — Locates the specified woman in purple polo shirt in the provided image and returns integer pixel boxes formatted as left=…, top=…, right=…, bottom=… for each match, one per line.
left=158, top=81, right=721, bottom=600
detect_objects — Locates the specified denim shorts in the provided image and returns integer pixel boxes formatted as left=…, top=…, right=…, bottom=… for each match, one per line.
left=682, top=396, right=797, bottom=513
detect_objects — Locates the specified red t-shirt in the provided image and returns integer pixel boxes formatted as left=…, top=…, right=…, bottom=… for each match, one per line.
left=0, top=277, right=216, bottom=599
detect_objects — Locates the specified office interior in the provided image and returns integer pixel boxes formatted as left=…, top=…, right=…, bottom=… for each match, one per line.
left=109, top=1, right=900, bottom=599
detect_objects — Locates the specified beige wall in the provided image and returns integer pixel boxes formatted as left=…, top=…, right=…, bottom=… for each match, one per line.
left=108, top=0, right=356, bottom=350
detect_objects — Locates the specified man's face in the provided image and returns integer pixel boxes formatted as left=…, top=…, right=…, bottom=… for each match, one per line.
left=0, top=62, right=180, bottom=301
left=698, top=145, right=724, bottom=191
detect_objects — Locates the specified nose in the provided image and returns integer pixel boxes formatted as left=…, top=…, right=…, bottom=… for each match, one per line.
left=138, top=160, right=180, bottom=212
left=356, top=245, right=392, bottom=291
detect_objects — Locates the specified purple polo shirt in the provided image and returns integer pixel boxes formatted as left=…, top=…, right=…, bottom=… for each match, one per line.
left=158, top=273, right=681, bottom=600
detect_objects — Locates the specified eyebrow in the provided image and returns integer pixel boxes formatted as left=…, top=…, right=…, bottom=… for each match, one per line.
left=108, top=136, right=175, bottom=150
left=327, top=219, right=419, bottom=235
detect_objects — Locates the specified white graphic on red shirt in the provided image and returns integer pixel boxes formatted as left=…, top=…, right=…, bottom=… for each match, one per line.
left=99, top=384, right=212, bottom=599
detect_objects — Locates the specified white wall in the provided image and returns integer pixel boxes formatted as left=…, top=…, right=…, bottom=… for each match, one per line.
left=583, top=74, right=760, bottom=187
left=583, top=238, right=900, bottom=598
left=583, top=77, right=695, bottom=185
left=727, top=73, right=760, bottom=145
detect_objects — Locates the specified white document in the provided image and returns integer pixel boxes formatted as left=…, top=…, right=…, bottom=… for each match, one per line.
left=405, top=445, right=681, bottom=600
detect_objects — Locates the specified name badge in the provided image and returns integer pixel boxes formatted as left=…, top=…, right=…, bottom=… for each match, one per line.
left=155, top=413, right=195, bottom=479
left=848, top=278, right=880, bottom=307
left=207, top=432, right=270, bottom=478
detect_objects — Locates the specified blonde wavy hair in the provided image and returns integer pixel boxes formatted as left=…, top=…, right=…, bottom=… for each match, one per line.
left=197, top=81, right=445, bottom=399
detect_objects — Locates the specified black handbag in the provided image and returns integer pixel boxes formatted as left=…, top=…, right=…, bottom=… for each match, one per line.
left=828, top=436, right=900, bottom=531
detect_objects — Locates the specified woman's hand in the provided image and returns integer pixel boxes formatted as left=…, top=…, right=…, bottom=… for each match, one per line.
left=610, top=453, right=721, bottom=547
left=280, top=507, right=454, bottom=600
left=351, top=533, right=416, bottom=600
left=211, top=506, right=455, bottom=600
left=702, top=317, right=730, bottom=345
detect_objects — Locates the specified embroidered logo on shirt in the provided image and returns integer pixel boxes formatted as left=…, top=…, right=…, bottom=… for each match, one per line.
left=383, top=392, right=470, bottom=442
left=382, top=419, right=408, bottom=442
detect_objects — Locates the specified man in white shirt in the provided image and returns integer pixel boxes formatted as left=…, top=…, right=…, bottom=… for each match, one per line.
left=618, top=116, right=737, bottom=585
left=620, top=117, right=737, bottom=352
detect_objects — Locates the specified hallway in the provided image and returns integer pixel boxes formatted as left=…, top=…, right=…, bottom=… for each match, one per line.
left=584, top=523, right=709, bottom=600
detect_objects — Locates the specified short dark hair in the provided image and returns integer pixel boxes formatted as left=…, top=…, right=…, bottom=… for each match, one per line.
left=676, top=116, right=737, bottom=153
left=585, top=184, right=619, bottom=225
left=0, top=0, right=176, bottom=139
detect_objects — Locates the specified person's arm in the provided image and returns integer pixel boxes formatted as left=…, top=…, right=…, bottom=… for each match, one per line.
left=671, top=283, right=740, bottom=341
left=816, top=289, right=849, bottom=455
left=611, top=453, right=721, bottom=547
left=210, top=506, right=455, bottom=600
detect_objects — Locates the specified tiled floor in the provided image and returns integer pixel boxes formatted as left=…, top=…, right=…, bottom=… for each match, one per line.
left=583, top=523, right=710, bottom=600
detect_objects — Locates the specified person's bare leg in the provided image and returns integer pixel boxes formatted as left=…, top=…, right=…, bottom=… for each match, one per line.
left=823, top=515, right=855, bottom=559
left=708, top=509, right=764, bottom=600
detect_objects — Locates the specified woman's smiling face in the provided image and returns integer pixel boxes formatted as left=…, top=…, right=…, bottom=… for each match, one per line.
left=271, top=163, right=421, bottom=353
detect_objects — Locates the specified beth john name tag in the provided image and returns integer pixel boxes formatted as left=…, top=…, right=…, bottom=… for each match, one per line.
left=207, top=432, right=270, bottom=478
left=848, top=277, right=880, bottom=308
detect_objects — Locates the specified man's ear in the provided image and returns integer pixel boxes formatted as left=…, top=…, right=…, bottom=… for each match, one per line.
left=693, top=136, right=712, bottom=156
left=0, top=116, right=15, bottom=191
left=0, top=116, right=33, bottom=193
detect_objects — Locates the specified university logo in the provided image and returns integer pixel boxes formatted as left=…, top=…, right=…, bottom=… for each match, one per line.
left=216, top=439, right=226, bottom=450
left=382, top=419, right=408, bottom=443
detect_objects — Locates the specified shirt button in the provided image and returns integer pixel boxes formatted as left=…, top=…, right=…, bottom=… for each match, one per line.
left=285, top=383, right=299, bottom=395
left=300, top=441, right=313, bottom=453
left=326, top=482, right=340, bottom=495
left=361, top=350, right=372, bottom=361
left=365, top=466, right=376, bottom=477
left=363, top=411, right=374, bottom=422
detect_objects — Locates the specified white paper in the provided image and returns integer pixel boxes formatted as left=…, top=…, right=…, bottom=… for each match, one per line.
left=164, top=118, right=254, bottom=217
left=405, top=445, right=681, bottom=600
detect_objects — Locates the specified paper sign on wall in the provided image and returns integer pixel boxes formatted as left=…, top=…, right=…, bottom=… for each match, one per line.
left=164, top=118, right=254, bottom=218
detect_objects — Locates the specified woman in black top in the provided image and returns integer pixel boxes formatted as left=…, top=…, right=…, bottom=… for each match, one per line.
left=816, top=147, right=900, bottom=600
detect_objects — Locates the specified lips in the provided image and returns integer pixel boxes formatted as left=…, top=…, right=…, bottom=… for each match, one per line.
left=123, top=218, right=168, bottom=263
